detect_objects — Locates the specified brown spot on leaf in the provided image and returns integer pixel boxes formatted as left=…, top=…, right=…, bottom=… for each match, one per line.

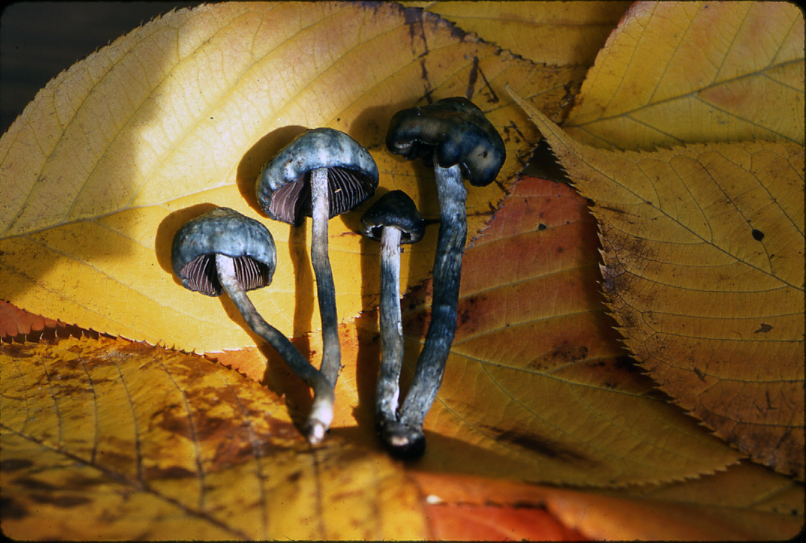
left=152, top=403, right=191, bottom=439
left=29, top=494, right=93, bottom=508
left=553, top=342, right=588, bottom=363
left=13, top=477, right=57, bottom=491
left=484, top=426, right=592, bottom=465
left=457, top=294, right=487, bottom=332
left=65, top=475, right=110, bottom=489
left=0, top=497, right=27, bottom=519
left=529, top=342, right=590, bottom=370
left=95, top=447, right=137, bottom=474
left=0, top=459, right=33, bottom=471
left=143, top=465, right=196, bottom=480
left=3, top=343, right=36, bottom=358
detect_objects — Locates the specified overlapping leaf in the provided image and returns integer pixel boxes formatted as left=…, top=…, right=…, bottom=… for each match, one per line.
left=564, top=1, right=805, bottom=149
left=0, top=336, right=428, bottom=540
left=412, top=462, right=805, bottom=540
left=0, top=2, right=582, bottom=354
left=511, top=91, right=805, bottom=480
left=409, top=1, right=631, bottom=67
left=0, top=299, right=61, bottom=338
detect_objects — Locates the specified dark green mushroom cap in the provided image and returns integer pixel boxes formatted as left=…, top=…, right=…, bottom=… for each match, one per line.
left=256, top=127, right=379, bottom=226
left=360, top=190, right=425, bottom=245
left=385, top=97, right=506, bottom=187
left=171, top=207, right=276, bottom=297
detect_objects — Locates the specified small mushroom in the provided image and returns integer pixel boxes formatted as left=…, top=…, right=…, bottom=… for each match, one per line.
left=360, top=190, right=425, bottom=452
left=256, top=128, right=379, bottom=442
left=171, top=207, right=334, bottom=443
left=385, top=97, right=505, bottom=458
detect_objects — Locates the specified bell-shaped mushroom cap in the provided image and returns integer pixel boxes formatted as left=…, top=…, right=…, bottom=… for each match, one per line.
left=360, top=190, right=425, bottom=245
left=386, top=97, right=506, bottom=187
left=256, top=127, right=379, bottom=226
left=171, top=207, right=277, bottom=297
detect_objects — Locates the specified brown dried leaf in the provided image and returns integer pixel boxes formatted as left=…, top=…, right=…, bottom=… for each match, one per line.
left=511, top=90, right=805, bottom=480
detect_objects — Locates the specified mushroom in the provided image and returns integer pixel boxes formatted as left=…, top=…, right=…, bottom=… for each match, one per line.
left=256, top=127, right=379, bottom=442
left=384, top=97, right=505, bottom=458
left=171, top=207, right=334, bottom=442
left=359, top=190, right=425, bottom=451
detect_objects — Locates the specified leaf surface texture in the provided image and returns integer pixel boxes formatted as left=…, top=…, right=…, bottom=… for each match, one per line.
left=512, top=91, right=805, bottom=480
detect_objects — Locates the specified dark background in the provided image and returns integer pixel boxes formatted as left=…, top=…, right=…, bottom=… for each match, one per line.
left=0, top=2, right=201, bottom=134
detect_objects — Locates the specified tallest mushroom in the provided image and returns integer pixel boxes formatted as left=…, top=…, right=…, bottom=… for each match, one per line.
left=256, top=127, right=378, bottom=443
left=385, top=97, right=505, bottom=458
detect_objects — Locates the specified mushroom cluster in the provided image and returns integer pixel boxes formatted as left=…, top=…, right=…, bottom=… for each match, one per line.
left=169, top=98, right=504, bottom=457
left=380, top=97, right=506, bottom=458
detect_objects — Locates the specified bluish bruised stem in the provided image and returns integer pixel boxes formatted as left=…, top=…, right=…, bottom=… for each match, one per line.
left=392, top=162, right=466, bottom=457
left=309, top=167, right=340, bottom=443
left=215, top=254, right=334, bottom=443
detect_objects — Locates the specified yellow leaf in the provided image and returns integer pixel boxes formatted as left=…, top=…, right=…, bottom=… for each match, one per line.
left=409, top=1, right=631, bottom=66
left=564, top=1, right=805, bottom=149
left=510, top=90, right=805, bottom=480
left=0, top=336, right=428, bottom=540
left=0, top=2, right=581, bottom=353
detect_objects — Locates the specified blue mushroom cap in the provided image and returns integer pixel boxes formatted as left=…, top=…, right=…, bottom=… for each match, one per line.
left=386, top=97, right=506, bottom=187
left=256, top=128, right=379, bottom=226
left=171, top=207, right=276, bottom=297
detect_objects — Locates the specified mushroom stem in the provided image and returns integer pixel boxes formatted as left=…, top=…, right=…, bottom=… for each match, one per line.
left=215, top=253, right=334, bottom=439
left=395, top=161, right=467, bottom=455
left=376, top=226, right=404, bottom=425
left=309, top=167, right=340, bottom=441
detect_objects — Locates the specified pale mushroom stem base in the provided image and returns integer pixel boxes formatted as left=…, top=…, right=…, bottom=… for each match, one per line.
left=309, top=168, right=341, bottom=442
left=376, top=226, right=404, bottom=427
left=393, top=163, right=467, bottom=457
left=215, top=254, right=334, bottom=441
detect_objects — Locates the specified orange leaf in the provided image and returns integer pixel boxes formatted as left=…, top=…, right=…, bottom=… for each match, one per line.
left=411, top=465, right=804, bottom=540
left=0, top=300, right=61, bottom=338
left=425, top=502, right=586, bottom=541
